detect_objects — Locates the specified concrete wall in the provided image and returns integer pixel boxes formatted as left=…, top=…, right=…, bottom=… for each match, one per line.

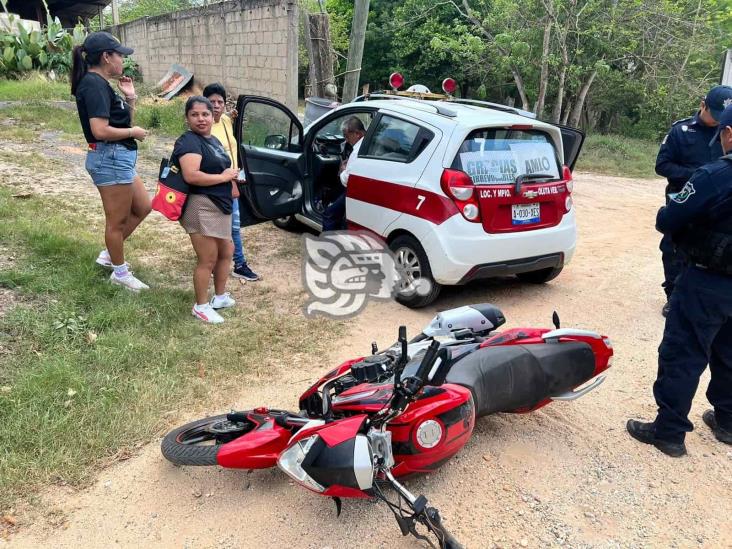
left=109, top=0, right=298, bottom=110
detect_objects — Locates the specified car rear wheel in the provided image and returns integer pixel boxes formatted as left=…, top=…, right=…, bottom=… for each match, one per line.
left=390, top=235, right=441, bottom=308
left=516, top=265, right=563, bottom=284
left=272, top=215, right=302, bottom=231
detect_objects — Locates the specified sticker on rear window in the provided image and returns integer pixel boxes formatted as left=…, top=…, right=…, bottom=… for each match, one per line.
left=460, top=141, right=559, bottom=184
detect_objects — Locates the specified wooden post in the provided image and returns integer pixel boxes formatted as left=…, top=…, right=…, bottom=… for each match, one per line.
left=342, top=0, right=370, bottom=103
left=98, top=6, right=104, bottom=29
left=308, top=13, right=335, bottom=98
left=111, top=0, right=119, bottom=25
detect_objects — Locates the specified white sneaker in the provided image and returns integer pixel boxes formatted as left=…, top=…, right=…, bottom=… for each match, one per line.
left=210, top=292, right=236, bottom=309
left=110, top=272, right=150, bottom=292
left=96, top=249, right=113, bottom=268
left=192, top=303, right=224, bottom=324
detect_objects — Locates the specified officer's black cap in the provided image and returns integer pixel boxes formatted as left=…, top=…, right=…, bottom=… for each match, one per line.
left=710, top=104, right=732, bottom=144
left=83, top=31, right=133, bottom=56
left=705, top=85, right=732, bottom=122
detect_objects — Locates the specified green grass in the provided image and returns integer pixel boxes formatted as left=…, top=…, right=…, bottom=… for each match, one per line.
left=578, top=134, right=659, bottom=178
left=0, top=190, right=207, bottom=502
left=0, top=103, right=82, bottom=136
left=0, top=74, right=72, bottom=102
left=0, top=188, right=341, bottom=507
left=135, top=98, right=187, bottom=138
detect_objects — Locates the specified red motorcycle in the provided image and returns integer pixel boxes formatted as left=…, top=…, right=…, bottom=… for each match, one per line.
left=162, top=304, right=612, bottom=548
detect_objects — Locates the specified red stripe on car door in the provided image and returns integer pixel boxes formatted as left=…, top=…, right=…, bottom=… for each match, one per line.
left=347, top=175, right=459, bottom=225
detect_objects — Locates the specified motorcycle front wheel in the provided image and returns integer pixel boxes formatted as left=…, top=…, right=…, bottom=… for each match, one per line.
left=161, top=414, right=255, bottom=466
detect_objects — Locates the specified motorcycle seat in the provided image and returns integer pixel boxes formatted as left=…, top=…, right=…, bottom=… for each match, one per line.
left=444, top=342, right=596, bottom=417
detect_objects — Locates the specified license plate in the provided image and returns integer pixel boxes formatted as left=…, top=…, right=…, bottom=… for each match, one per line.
left=512, top=203, right=540, bottom=225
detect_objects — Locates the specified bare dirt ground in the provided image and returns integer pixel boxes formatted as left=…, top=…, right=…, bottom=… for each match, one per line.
left=1, top=127, right=731, bottom=549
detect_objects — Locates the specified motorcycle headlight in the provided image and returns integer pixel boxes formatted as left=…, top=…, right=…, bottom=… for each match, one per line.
left=277, top=435, right=325, bottom=493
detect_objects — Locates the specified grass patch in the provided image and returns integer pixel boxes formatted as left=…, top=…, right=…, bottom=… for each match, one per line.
left=0, top=74, right=72, bottom=102
left=135, top=98, right=187, bottom=138
left=0, top=190, right=206, bottom=503
left=0, top=187, right=342, bottom=508
left=0, top=150, right=67, bottom=171
left=578, top=134, right=659, bottom=178
left=0, top=103, right=81, bottom=136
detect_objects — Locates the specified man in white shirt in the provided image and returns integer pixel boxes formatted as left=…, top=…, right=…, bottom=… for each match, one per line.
left=323, top=117, right=365, bottom=231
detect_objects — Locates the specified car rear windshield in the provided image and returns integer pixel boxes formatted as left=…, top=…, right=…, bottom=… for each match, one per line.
left=451, top=128, right=561, bottom=184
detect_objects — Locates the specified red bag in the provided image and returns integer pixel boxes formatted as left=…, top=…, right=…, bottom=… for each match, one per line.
left=152, top=158, right=189, bottom=221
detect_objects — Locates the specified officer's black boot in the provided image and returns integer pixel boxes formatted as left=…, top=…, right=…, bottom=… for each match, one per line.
left=702, top=410, right=732, bottom=445
left=626, top=419, right=687, bottom=457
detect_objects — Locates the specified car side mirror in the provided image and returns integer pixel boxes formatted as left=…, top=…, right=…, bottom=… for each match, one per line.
left=264, top=134, right=288, bottom=150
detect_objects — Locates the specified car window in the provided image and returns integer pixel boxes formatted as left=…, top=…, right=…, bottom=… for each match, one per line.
left=313, top=112, right=372, bottom=156
left=241, top=101, right=298, bottom=151
left=361, top=115, right=429, bottom=163
left=451, top=129, right=560, bottom=184
left=316, top=112, right=372, bottom=140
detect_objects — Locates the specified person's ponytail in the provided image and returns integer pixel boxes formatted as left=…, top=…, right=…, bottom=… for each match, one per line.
left=70, top=45, right=87, bottom=96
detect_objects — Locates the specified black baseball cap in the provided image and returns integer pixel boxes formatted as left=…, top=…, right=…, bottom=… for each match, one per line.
left=704, top=85, right=732, bottom=122
left=710, top=104, right=732, bottom=144
left=83, top=31, right=133, bottom=56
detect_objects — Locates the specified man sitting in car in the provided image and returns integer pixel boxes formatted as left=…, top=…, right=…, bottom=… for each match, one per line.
left=322, top=117, right=366, bottom=231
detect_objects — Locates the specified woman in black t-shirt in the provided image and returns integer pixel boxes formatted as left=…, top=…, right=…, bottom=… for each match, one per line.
left=71, top=31, right=151, bottom=293
left=175, top=97, right=239, bottom=324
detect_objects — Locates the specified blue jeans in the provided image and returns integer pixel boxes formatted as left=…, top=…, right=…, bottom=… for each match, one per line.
left=232, top=199, right=246, bottom=267
left=653, top=266, right=732, bottom=443
left=85, top=143, right=138, bottom=186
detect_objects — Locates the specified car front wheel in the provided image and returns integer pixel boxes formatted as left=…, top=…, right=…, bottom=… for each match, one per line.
left=389, top=235, right=441, bottom=308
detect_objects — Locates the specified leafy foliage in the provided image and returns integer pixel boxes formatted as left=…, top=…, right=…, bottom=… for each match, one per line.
left=324, top=0, right=730, bottom=137
left=0, top=0, right=85, bottom=77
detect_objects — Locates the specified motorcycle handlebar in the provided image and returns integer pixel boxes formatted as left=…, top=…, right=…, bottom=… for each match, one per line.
left=415, top=340, right=441, bottom=385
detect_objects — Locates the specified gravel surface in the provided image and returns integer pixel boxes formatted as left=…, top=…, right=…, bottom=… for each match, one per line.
left=3, top=168, right=732, bottom=548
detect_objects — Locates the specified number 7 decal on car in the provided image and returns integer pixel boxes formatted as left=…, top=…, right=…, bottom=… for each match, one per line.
left=416, top=195, right=426, bottom=210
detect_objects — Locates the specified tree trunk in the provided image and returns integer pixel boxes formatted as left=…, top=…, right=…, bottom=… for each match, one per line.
left=308, top=13, right=336, bottom=98
left=300, top=7, right=316, bottom=98
left=552, top=64, right=566, bottom=123
left=342, top=0, right=371, bottom=103
left=511, top=67, right=530, bottom=111
left=561, top=100, right=572, bottom=125
left=568, top=70, right=597, bottom=127
left=534, top=18, right=551, bottom=117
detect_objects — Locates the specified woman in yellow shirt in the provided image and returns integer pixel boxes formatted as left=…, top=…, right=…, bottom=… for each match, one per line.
left=203, top=83, right=260, bottom=281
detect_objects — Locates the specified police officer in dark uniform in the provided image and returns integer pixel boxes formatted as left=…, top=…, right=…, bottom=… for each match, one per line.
left=655, top=85, right=732, bottom=316
left=627, top=103, right=732, bottom=457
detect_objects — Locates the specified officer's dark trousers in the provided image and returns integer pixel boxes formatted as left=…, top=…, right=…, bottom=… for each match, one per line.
left=653, top=266, right=732, bottom=443
left=322, top=190, right=346, bottom=232
left=660, top=234, right=683, bottom=298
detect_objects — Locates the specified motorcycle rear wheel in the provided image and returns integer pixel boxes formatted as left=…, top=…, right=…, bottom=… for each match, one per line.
left=161, top=414, right=255, bottom=466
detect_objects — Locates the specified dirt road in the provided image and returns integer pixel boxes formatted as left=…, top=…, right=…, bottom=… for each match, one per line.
left=1, top=136, right=731, bottom=548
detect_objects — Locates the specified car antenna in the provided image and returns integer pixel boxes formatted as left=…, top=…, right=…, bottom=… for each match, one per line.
left=552, top=311, right=561, bottom=330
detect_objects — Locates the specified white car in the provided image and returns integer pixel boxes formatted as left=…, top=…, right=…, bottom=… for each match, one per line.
left=234, top=90, right=584, bottom=308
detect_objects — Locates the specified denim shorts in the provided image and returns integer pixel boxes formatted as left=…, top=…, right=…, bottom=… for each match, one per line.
left=85, top=143, right=138, bottom=186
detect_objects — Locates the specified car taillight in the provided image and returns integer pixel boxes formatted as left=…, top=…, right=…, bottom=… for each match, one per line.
left=440, top=169, right=481, bottom=223
left=563, top=165, right=573, bottom=192
left=563, top=165, right=573, bottom=211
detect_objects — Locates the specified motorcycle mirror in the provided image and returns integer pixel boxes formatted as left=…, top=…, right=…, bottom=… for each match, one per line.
left=552, top=311, right=561, bottom=330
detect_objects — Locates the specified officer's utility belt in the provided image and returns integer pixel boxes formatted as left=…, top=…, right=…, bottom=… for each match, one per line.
left=678, top=229, right=732, bottom=276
